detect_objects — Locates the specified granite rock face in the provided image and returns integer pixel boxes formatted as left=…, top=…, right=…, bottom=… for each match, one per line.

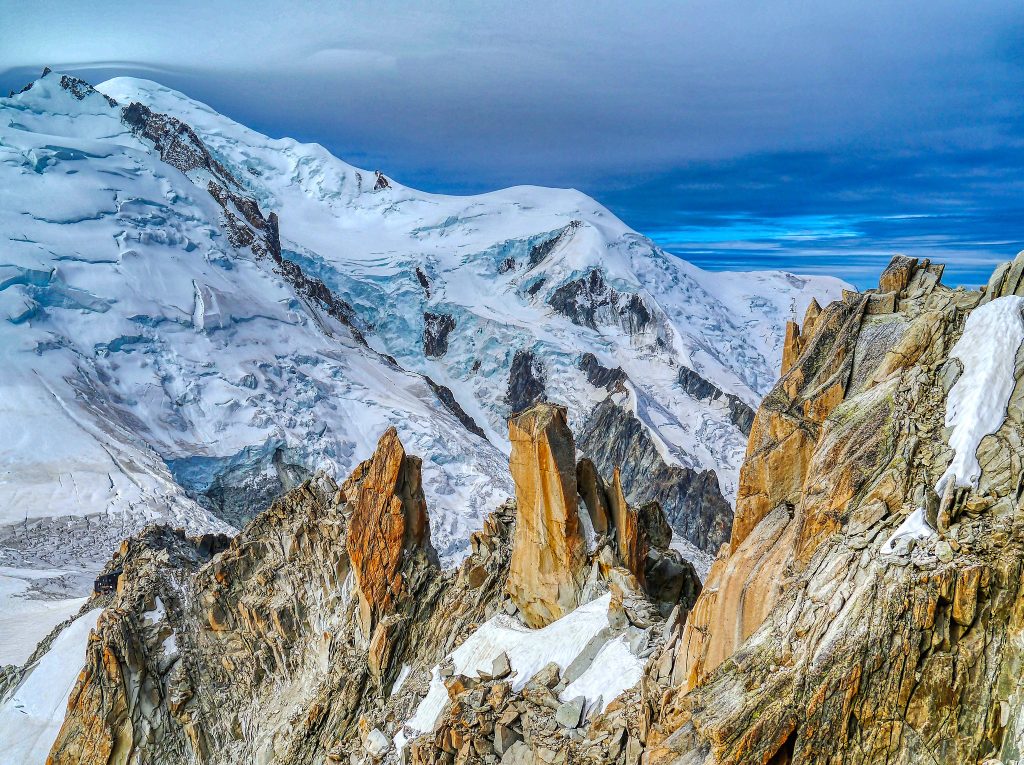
left=46, top=443, right=484, bottom=765
left=40, top=405, right=703, bottom=765
left=34, top=251, right=1024, bottom=765
left=608, top=467, right=648, bottom=587
left=506, top=403, right=588, bottom=627
left=645, top=255, right=1024, bottom=765
left=344, top=427, right=438, bottom=635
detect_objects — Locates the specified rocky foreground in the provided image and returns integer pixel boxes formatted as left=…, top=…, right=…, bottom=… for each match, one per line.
left=33, top=404, right=699, bottom=765
left=6, top=251, right=1024, bottom=764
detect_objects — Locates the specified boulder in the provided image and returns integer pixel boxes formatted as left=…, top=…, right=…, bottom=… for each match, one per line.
left=501, top=741, right=534, bottom=764
left=490, top=651, right=512, bottom=679
left=493, top=724, right=522, bottom=756
left=878, top=254, right=919, bottom=294
left=365, top=728, right=391, bottom=757
left=556, top=696, right=585, bottom=728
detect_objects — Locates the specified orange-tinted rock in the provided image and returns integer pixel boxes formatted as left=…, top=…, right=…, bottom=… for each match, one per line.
left=802, top=298, right=822, bottom=339
left=780, top=320, right=802, bottom=376
left=368, top=616, right=401, bottom=686
left=878, top=254, right=918, bottom=294
left=346, top=427, right=437, bottom=634
left=506, top=403, right=586, bottom=627
left=48, top=613, right=136, bottom=765
left=675, top=294, right=869, bottom=688
left=674, top=502, right=794, bottom=690
left=608, top=467, right=646, bottom=587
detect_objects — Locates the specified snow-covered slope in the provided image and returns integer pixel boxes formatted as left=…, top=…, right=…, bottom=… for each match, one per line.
left=0, top=608, right=101, bottom=762
left=98, top=78, right=839, bottom=480
left=0, top=71, right=845, bottom=663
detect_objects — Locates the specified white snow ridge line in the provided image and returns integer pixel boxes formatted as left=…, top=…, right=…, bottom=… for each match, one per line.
left=0, top=609, right=102, bottom=764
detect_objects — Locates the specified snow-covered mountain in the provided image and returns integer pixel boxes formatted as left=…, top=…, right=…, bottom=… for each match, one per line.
left=0, top=70, right=844, bottom=664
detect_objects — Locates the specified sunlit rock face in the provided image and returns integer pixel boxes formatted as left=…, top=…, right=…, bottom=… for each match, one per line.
left=345, top=427, right=438, bottom=635
left=506, top=403, right=588, bottom=628
left=29, top=402, right=707, bottom=765
left=52, top=240, right=1024, bottom=765
left=646, top=255, right=1024, bottom=765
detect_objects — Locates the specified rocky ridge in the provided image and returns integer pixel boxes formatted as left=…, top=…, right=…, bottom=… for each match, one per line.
left=9, top=250, right=1024, bottom=765
left=642, top=252, right=1024, bottom=764
left=24, top=402, right=700, bottom=764
left=1, top=69, right=845, bottom=667
left=579, top=398, right=734, bottom=553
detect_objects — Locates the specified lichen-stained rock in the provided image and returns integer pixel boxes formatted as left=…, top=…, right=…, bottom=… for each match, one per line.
left=646, top=256, right=1024, bottom=765
left=47, top=480, right=354, bottom=765
left=345, top=426, right=438, bottom=635
left=506, top=402, right=587, bottom=627
left=42, top=407, right=716, bottom=765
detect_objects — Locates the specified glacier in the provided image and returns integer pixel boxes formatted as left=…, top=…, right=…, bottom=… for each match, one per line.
left=0, top=70, right=845, bottom=666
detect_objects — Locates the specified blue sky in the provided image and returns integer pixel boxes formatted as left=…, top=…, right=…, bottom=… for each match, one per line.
left=2, top=1, right=1022, bottom=288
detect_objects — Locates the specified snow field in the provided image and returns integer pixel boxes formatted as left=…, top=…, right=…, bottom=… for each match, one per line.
left=0, top=609, right=101, bottom=764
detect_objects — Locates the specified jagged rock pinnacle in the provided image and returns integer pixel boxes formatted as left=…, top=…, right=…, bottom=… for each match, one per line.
left=345, top=426, right=437, bottom=635
left=506, top=402, right=587, bottom=627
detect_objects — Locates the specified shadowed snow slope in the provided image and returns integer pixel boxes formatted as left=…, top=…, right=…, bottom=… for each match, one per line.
left=0, top=609, right=101, bottom=762
left=0, top=71, right=843, bottom=662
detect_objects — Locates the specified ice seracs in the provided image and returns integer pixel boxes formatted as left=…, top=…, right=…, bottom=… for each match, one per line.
left=0, top=69, right=843, bottom=669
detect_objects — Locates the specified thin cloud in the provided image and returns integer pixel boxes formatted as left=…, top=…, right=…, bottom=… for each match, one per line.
left=1, top=1, right=1022, bottom=286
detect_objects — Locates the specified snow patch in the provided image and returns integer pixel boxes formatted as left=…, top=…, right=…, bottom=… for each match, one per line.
left=400, top=593, right=641, bottom=745
left=143, top=595, right=166, bottom=624
left=936, top=296, right=1024, bottom=495
left=880, top=507, right=933, bottom=555
left=560, top=635, right=644, bottom=715
left=0, top=569, right=88, bottom=666
left=391, top=663, right=413, bottom=697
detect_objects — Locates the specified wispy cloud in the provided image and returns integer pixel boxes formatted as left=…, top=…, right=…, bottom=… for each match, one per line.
left=2, top=1, right=1022, bottom=285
